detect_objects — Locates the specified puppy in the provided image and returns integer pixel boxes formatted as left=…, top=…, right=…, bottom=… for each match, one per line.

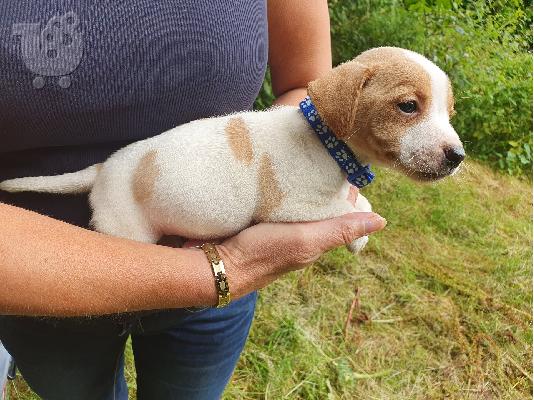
left=0, top=47, right=464, bottom=253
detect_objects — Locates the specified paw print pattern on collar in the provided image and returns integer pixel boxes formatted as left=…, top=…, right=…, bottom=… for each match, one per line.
left=299, top=96, right=374, bottom=189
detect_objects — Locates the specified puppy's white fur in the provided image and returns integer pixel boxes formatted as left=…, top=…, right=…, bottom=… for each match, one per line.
left=399, top=50, right=462, bottom=175
left=0, top=47, right=464, bottom=253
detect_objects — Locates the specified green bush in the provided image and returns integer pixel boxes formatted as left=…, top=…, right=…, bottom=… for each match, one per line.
left=329, top=0, right=532, bottom=175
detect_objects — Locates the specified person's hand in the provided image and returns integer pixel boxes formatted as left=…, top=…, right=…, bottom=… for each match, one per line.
left=217, top=212, right=386, bottom=299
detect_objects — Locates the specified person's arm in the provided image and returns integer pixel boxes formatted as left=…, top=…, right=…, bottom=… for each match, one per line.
left=0, top=203, right=218, bottom=316
left=0, top=202, right=385, bottom=317
left=268, top=0, right=332, bottom=106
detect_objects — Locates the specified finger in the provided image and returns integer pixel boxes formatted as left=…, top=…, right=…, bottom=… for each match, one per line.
left=316, top=212, right=386, bottom=252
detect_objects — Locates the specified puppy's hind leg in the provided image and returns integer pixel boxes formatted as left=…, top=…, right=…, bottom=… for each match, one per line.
left=89, top=182, right=160, bottom=244
left=90, top=205, right=159, bottom=243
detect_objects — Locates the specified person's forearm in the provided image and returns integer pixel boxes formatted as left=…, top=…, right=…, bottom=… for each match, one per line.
left=273, top=87, right=309, bottom=106
left=0, top=203, right=218, bottom=317
left=268, top=0, right=332, bottom=107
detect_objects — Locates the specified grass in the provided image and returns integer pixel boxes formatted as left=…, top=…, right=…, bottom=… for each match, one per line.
left=7, top=161, right=532, bottom=399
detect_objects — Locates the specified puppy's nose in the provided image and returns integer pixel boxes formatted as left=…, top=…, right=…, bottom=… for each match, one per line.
left=444, top=146, right=465, bottom=167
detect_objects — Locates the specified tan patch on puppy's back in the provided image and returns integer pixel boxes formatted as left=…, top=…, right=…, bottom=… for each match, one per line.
left=254, top=154, right=285, bottom=222
left=225, top=117, right=254, bottom=165
left=133, top=150, right=160, bottom=203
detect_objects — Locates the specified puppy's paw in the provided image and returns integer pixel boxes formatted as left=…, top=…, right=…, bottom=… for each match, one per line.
left=355, top=193, right=372, bottom=213
left=347, top=235, right=369, bottom=254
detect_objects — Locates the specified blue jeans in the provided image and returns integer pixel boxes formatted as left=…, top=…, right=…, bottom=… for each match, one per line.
left=0, top=292, right=257, bottom=400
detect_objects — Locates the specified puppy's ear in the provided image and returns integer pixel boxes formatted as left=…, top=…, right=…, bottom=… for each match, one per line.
left=308, top=61, right=373, bottom=140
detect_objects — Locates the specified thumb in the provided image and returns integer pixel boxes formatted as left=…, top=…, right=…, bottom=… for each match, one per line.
left=316, top=212, right=387, bottom=252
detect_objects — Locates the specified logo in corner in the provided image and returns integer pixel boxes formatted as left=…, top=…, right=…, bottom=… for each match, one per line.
left=12, top=11, right=83, bottom=89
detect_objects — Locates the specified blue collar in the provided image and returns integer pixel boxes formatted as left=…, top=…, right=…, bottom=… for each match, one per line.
left=299, top=96, right=375, bottom=188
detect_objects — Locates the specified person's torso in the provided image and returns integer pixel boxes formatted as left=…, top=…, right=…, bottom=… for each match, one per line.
left=0, top=0, right=268, bottom=226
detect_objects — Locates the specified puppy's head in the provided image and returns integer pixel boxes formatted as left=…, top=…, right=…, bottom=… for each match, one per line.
left=308, top=47, right=464, bottom=181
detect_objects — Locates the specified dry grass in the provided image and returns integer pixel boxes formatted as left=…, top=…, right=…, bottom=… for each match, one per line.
left=7, top=161, right=532, bottom=399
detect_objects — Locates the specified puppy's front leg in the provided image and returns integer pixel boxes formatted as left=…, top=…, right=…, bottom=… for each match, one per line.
left=347, top=190, right=372, bottom=254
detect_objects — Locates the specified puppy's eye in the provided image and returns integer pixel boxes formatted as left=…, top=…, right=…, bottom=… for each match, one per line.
left=398, top=101, right=417, bottom=114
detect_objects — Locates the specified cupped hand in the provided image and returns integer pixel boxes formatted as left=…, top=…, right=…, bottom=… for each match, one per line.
left=217, top=212, right=386, bottom=299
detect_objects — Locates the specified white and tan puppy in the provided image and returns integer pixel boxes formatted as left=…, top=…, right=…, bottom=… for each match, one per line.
left=0, top=47, right=464, bottom=253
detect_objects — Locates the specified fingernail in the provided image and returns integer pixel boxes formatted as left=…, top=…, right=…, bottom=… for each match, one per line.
left=364, top=214, right=387, bottom=233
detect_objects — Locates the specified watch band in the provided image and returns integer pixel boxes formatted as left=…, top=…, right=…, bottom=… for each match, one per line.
left=200, top=243, right=231, bottom=308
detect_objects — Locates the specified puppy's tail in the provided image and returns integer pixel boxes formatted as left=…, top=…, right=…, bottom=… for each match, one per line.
left=0, top=163, right=102, bottom=194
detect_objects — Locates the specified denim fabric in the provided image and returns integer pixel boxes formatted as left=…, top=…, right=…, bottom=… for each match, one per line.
left=0, top=291, right=257, bottom=400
